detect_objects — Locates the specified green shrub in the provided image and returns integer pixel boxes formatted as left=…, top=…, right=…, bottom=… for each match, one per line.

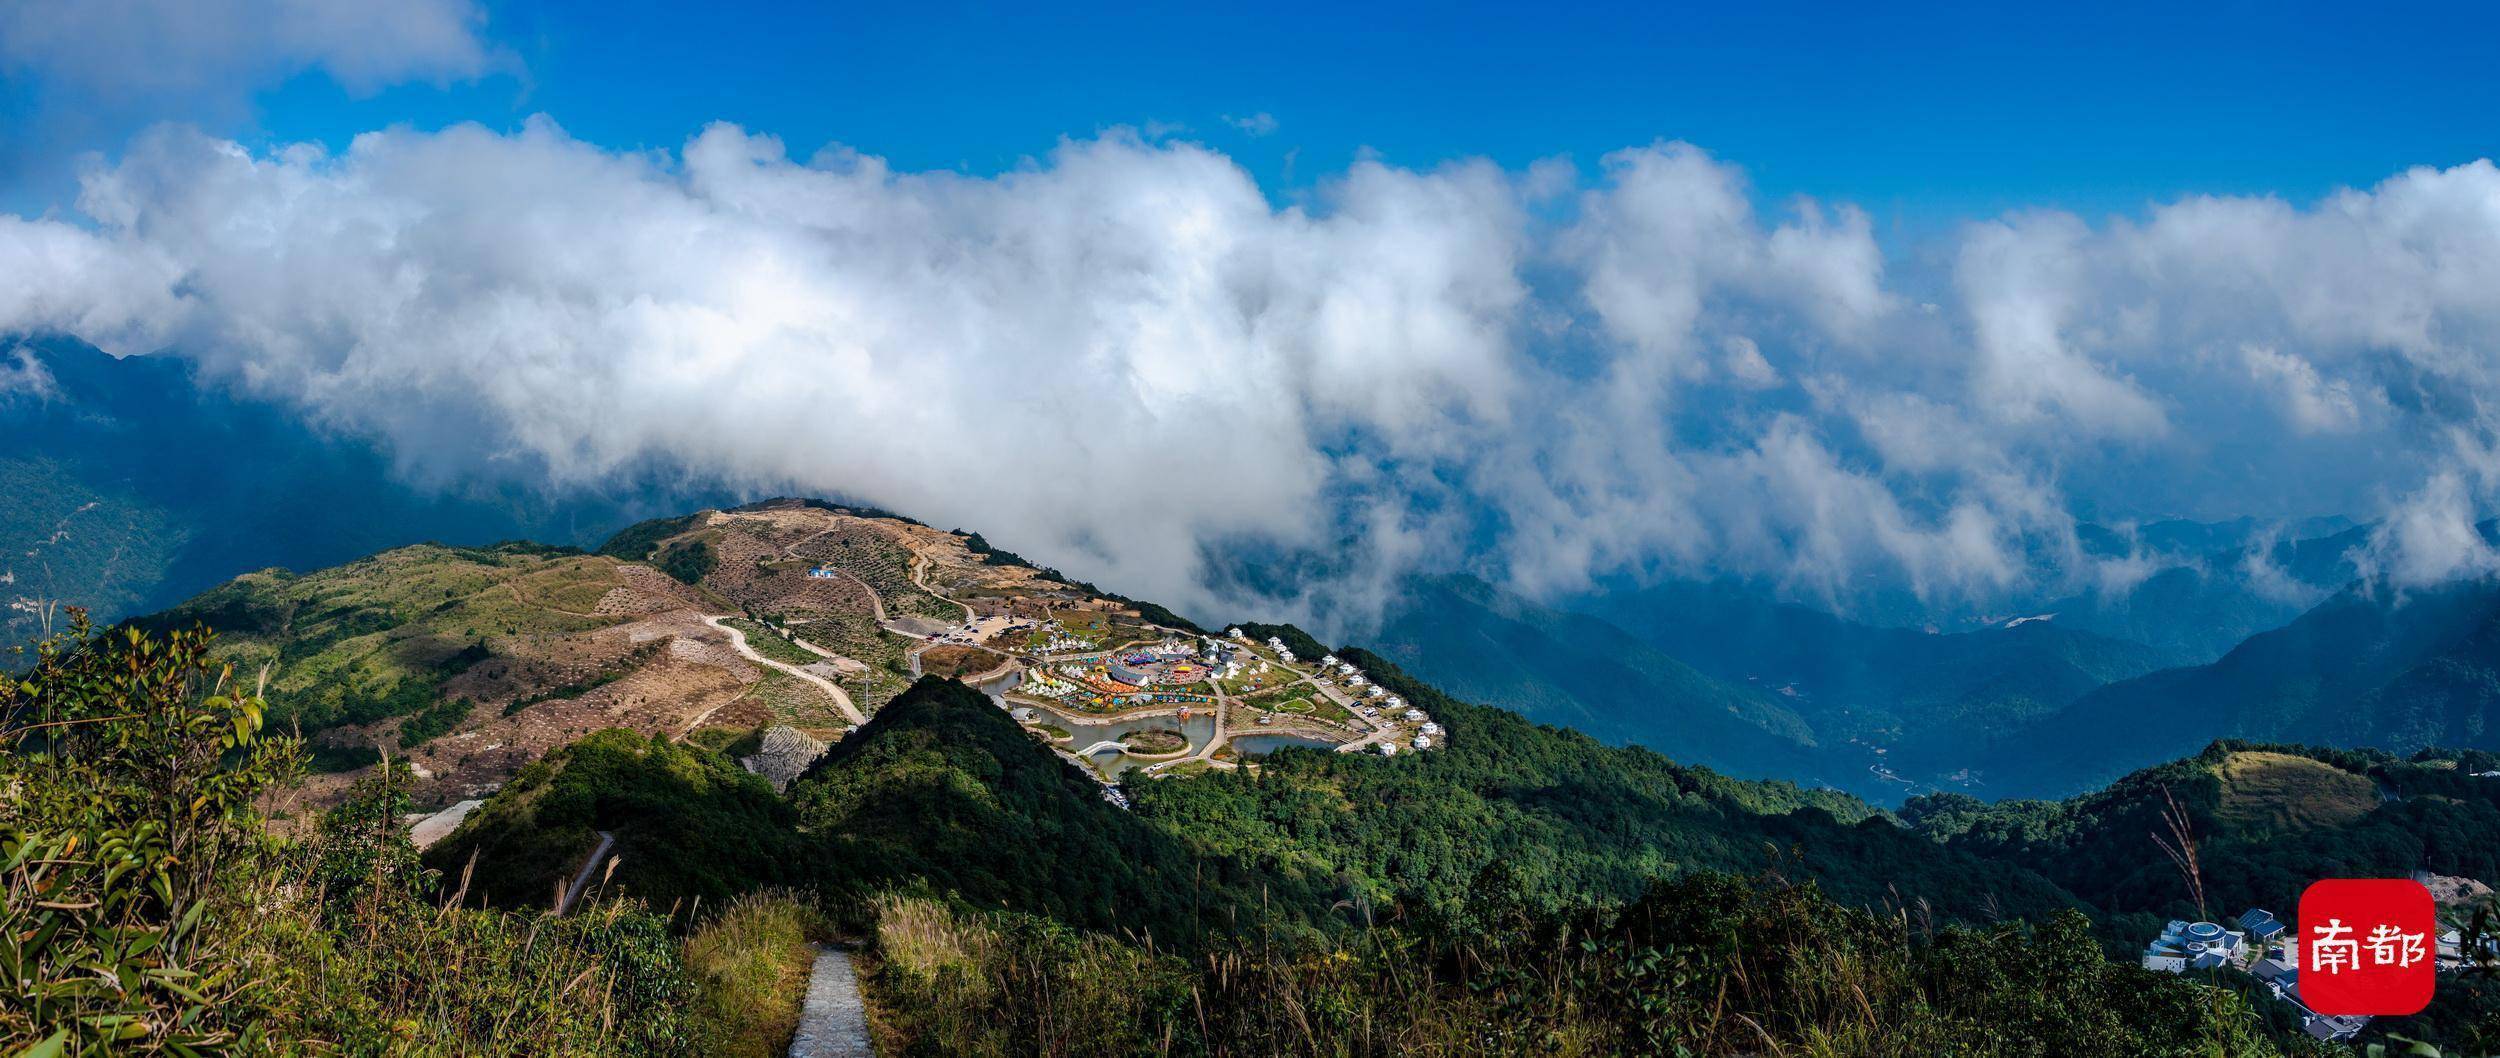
left=0, top=620, right=709, bottom=1056
left=0, top=616, right=303, bottom=1054
left=398, top=694, right=475, bottom=748
left=657, top=539, right=717, bottom=585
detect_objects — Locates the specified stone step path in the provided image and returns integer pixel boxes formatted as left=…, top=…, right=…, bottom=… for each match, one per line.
left=787, top=944, right=872, bottom=1058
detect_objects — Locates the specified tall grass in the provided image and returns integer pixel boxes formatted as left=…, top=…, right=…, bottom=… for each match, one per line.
left=867, top=891, right=1193, bottom=1057
left=244, top=873, right=698, bottom=1055
left=858, top=874, right=2292, bottom=1058
left=681, top=890, right=824, bottom=1057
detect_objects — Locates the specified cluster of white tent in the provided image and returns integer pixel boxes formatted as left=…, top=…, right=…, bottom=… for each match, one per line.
left=1233, top=629, right=1440, bottom=754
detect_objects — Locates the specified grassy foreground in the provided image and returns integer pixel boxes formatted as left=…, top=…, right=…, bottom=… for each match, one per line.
left=0, top=619, right=820, bottom=1056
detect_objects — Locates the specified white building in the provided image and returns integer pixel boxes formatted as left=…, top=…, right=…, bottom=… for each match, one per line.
left=2142, top=919, right=2245, bottom=973
left=1412, top=736, right=1432, bottom=750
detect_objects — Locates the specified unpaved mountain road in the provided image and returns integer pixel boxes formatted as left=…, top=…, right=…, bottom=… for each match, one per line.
left=702, top=615, right=866, bottom=726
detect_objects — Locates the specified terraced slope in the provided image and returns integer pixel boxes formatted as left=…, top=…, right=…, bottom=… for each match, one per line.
left=144, top=542, right=803, bottom=800
left=139, top=500, right=1147, bottom=805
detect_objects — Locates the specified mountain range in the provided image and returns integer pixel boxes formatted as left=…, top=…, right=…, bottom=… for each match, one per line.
left=0, top=335, right=727, bottom=649
left=12, top=334, right=2500, bottom=808
left=1371, top=527, right=2500, bottom=803
left=62, top=497, right=2500, bottom=1052
left=1966, top=580, right=2500, bottom=798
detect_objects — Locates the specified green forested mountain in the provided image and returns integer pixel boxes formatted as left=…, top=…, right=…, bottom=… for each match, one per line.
left=0, top=335, right=724, bottom=650
left=435, top=668, right=2078, bottom=943
left=1974, top=582, right=2500, bottom=798
left=1132, top=646, right=2084, bottom=926
left=1585, top=579, right=2174, bottom=744
left=1374, top=574, right=2175, bottom=799
left=1908, top=744, right=2500, bottom=926
left=425, top=728, right=824, bottom=909
left=1369, top=574, right=1830, bottom=783
left=25, top=503, right=2500, bottom=1053
left=784, top=675, right=1334, bottom=943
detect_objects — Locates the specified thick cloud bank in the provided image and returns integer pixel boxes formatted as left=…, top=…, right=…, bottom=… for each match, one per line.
left=8, top=119, right=2500, bottom=623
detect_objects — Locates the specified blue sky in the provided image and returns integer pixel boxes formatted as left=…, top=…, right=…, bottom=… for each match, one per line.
left=227, top=0, right=2500, bottom=232
left=10, top=0, right=2500, bottom=620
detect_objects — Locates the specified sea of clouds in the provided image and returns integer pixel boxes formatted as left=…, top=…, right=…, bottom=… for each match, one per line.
left=7, top=0, right=2500, bottom=626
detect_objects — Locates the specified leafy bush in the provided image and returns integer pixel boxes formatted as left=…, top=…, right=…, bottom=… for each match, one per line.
left=867, top=892, right=1195, bottom=1058
left=0, top=616, right=303, bottom=1053
left=0, top=620, right=749, bottom=1056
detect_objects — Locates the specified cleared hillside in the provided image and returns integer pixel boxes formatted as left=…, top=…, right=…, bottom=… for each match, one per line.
left=2212, top=749, right=2379, bottom=833
left=136, top=500, right=1245, bottom=807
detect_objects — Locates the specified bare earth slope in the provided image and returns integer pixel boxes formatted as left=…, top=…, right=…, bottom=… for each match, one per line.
left=146, top=500, right=1180, bottom=807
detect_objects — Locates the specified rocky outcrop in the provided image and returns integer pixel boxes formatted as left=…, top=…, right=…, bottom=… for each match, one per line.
left=739, top=724, right=829, bottom=791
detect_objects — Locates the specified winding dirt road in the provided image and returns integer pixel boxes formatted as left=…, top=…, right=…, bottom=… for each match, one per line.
left=703, top=615, right=866, bottom=726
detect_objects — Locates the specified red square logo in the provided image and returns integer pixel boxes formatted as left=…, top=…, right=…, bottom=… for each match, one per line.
left=2299, top=878, right=2437, bottom=1016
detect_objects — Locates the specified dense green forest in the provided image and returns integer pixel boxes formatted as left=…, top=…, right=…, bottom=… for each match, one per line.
left=1905, top=743, right=2500, bottom=936
left=423, top=644, right=2500, bottom=1052
left=13, top=613, right=2500, bottom=1052
left=442, top=665, right=2087, bottom=944
left=1973, top=582, right=2500, bottom=798
left=1130, top=648, right=2084, bottom=927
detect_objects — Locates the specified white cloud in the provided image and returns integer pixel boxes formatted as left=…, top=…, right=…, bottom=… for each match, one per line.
left=1562, top=142, right=1887, bottom=384
left=1223, top=112, right=1279, bottom=137
left=2359, top=471, right=2500, bottom=587
left=1722, top=335, right=1779, bottom=388
left=0, top=344, right=58, bottom=400
left=0, top=0, right=494, bottom=98
left=10, top=122, right=2500, bottom=624
left=2240, top=343, right=2366, bottom=434
left=1954, top=213, right=2171, bottom=438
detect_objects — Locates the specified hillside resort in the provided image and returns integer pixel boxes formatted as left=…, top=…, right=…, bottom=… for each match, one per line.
left=992, top=619, right=1441, bottom=784
left=2142, top=907, right=2500, bottom=1042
